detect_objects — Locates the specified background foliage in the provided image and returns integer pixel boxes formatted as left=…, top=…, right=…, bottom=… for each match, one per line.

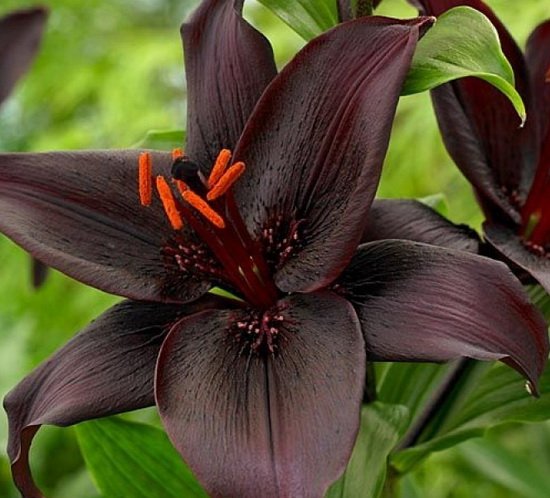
left=0, top=0, right=549, bottom=497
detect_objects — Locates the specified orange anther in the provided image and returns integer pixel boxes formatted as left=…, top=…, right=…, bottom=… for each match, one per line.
left=208, top=149, right=232, bottom=188
left=207, top=162, right=246, bottom=201
left=182, top=190, right=225, bottom=229
left=546, top=66, right=550, bottom=83
left=138, top=152, right=152, bottom=206
left=156, top=176, right=184, bottom=230
left=174, top=179, right=189, bottom=195
left=172, top=148, right=184, bottom=160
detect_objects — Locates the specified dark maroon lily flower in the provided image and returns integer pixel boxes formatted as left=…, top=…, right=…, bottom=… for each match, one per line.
left=0, top=6, right=48, bottom=288
left=409, top=0, right=550, bottom=292
left=1, top=2, right=547, bottom=497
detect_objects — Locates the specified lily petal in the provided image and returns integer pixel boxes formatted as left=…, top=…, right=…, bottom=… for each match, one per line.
left=4, top=297, right=224, bottom=498
left=338, top=240, right=548, bottom=389
left=484, top=222, right=550, bottom=294
left=156, top=292, right=365, bottom=498
left=233, top=16, right=432, bottom=293
left=525, top=21, right=550, bottom=149
left=410, top=0, right=536, bottom=222
left=182, top=0, right=277, bottom=171
left=0, top=7, right=47, bottom=104
left=0, top=150, right=212, bottom=302
left=363, top=199, right=480, bottom=252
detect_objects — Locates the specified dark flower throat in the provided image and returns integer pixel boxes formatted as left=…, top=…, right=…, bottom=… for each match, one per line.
left=138, top=149, right=284, bottom=311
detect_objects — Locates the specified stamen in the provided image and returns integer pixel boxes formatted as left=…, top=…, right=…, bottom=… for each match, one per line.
left=207, top=162, right=246, bottom=201
left=208, top=149, right=232, bottom=188
left=545, top=66, right=550, bottom=83
left=156, top=176, right=184, bottom=230
left=182, top=190, right=225, bottom=229
left=172, top=148, right=184, bottom=160
left=138, top=152, right=152, bottom=206
left=174, top=179, right=189, bottom=195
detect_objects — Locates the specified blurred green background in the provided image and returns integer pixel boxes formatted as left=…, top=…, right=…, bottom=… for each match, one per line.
left=0, top=0, right=549, bottom=497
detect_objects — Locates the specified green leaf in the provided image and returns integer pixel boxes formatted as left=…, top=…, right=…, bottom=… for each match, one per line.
left=528, top=285, right=550, bottom=321
left=457, top=439, right=550, bottom=498
left=417, top=193, right=448, bottom=216
left=257, top=0, right=338, bottom=40
left=326, top=402, right=410, bottom=498
left=403, top=6, right=526, bottom=123
left=133, top=129, right=185, bottom=150
left=76, top=417, right=207, bottom=498
left=376, top=362, right=450, bottom=423
left=391, top=363, right=550, bottom=473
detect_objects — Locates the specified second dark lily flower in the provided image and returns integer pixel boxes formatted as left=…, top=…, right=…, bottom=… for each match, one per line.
left=410, top=0, right=550, bottom=292
left=1, top=1, right=547, bottom=497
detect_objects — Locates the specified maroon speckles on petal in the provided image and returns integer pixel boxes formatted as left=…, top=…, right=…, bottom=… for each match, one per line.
left=162, top=237, right=227, bottom=283
left=260, top=214, right=307, bottom=272
left=500, top=185, right=523, bottom=211
left=227, top=304, right=291, bottom=356
left=522, top=239, right=550, bottom=259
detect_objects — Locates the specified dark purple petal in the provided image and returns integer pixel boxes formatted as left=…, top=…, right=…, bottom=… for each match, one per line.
left=155, top=292, right=365, bottom=498
left=526, top=21, right=550, bottom=149
left=182, top=0, right=277, bottom=172
left=338, top=240, right=549, bottom=389
left=484, top=222, right=550, bottom=294
left=410, top=0, right=536, bottom=222
left=363, top=199, right=480, bottom=252
left=0, top=150, right=212, bottom=302
left=0, top=7, right=47, bottom=104
left=4, top=297, right=225, bottom=498
left=233, top=16, right=432, bottom=293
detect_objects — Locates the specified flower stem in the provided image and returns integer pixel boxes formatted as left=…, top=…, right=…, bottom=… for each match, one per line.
left=381, top=467, right=400, bottom=498
left=337, top=0, right=353, bottom=22
left=337, top=0, right=374, bottom=22
left=395, top=358, right=478, bottom=450
left=356, top=0, right=374, bottom=17
left=363, top=361, right=377, bottom=403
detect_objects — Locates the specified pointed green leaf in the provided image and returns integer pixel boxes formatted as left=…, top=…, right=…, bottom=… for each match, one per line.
left=529, top=285, right=550, bottom=321
left=257, top=0, right=338, bottom=40
left=326, top=402, right=409, bottom=498
left=391, top=363, right=550, bottom=473
left=133, top=129, right=185, bottom=150
left=76, top=417, right=207, bottom=498
left=418, top=193, right=448, bottom=216
left=457, top=439, right=550, bottom=498
left=376, top=362, right=450, bottom=423
left=403, top=7, right=526, bottom=123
